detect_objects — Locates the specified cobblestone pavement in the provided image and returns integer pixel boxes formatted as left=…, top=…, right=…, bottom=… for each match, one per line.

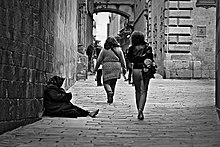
left=0, top=75, right=220, bottom=147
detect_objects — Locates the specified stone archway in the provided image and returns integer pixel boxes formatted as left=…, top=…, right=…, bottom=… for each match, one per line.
left=94, top=0, right=134, bottom=22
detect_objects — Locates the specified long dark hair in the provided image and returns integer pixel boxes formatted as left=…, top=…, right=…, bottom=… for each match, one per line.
left=130, top=31, right=146, bottom=46
left=104, top=36, right=120, bottom=49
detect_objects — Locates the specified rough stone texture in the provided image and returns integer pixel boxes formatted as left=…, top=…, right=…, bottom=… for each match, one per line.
left=133, top=0, right=146, bottom=32
left=76, top=53, right=88, bottom=81
left=164, top=54, right=206, bottom=79
left=179, top=18, right=193, bottom=26
left=150, top=0, right=166, bottom=76
left=168, top=35, right=178, bottom=43
left=217, top=0, right=220, bottom=115
left=0, top=0, right=78, bottom=135
left=167, top=18, right=178, bottom=26
left=191, top=0, right=216, bottom=79
left=166, top=44, right=190, bottom=52
left=178, top=36, right=192, bottom=43
left=193, top=69, right=202, bottom=78
left=167, top=27, right=191, bottom=35
left=168, top=10, right=191, bottom=18
left=168, top=1, right=178, bottom=9
left=160, top=0, right=215, bottom=79
left=179, top=1, right=193, bottom=9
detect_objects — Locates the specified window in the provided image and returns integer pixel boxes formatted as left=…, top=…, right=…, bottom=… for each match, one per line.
left=197, top=26, right=206, bottom=37
left=196, top=0, right=216, bottom=9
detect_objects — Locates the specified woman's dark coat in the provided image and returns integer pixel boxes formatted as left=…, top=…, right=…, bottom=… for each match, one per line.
left=43, top=76, right=73, bottom=116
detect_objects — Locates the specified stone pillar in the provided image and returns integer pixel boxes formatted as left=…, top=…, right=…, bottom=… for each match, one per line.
left=216, top=0, right=220, bottom=118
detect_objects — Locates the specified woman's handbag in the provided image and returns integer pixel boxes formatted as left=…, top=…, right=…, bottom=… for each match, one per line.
left=142, top=58, right=157, bottom=79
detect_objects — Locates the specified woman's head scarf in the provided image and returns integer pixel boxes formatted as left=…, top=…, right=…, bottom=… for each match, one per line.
left=47, top=76, right=65, bottom=88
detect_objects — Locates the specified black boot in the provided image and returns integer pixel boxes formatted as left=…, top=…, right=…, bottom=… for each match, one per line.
left=89, top=109, right=99, bottom=118
left=137, top=110, right=144, bottom=120
left=107, top=92, right=114, bottom=104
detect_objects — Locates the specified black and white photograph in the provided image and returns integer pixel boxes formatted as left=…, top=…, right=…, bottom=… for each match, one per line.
left=0, top=0, right=219, bottom=146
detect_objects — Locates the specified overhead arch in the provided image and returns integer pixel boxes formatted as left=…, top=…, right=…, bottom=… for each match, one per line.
left=93, top=8, right=130, bottom=19
left=93, top=0, right=134, bottom=21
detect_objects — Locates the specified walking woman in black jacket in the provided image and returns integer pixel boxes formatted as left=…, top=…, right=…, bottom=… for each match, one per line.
left=44, top=76, right=99, bottom=118
left=127, top=31, right=154, bottom=120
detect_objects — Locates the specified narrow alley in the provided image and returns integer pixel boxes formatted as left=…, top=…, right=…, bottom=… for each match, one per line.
left=0, top=75, right=219, bottom=147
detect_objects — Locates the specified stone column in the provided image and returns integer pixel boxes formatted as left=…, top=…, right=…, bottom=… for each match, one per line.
left=216, top=0, right=220, bottom=118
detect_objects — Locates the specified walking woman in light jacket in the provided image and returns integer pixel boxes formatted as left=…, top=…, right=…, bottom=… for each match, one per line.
left=94, top=36, right=127, bottom=104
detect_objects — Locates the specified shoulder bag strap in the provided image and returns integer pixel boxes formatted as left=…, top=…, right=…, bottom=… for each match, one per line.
left=111, top=48, right=120, bottom=61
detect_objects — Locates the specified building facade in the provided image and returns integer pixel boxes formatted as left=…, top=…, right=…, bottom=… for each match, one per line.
left=78, top=0, right=94, bottom=50
left=77, top=0, right=94, bottom=80
left=108, top=0, right=216, bottom=79
left=147, top=0, right=216, bottom=79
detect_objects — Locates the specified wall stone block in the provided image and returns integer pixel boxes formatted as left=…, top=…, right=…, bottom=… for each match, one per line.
left=193, top=69, right=202, bottom=78
left=202, top=70, right=210, bottom=78
left=172, top=60, right=191, bottom=69
left=164, top=60, right=173, bottom=70
left=168, top=35, right=178, bottom=43
left=165, top=70, right=171, bottom=78
left=176, top=69, right=192, bottom=78
left=168, top=10, right=191, bottom=18
left=0, top=7, right=6, bottom=26
left=167, top=44, right=190, bottom=52
left=209, top=70, right=215, bottom=79
left=179, top=1, right=193, bottom=9
left=169, top=70, right=177, bottom=79
left=170, top=53, right=193, bottom=60
left=167, top=1, right=178, bottom=9
left=193, top=61, right=201, bottom=70
left=167, top=27, right=191, bottom=35
left=166, top=18, right=178, bottom=26
left=179, top=18, right=193, bottom=26
left=0, top=100, right=6, bottom=121
left=178, top=36, right=192, bottom=43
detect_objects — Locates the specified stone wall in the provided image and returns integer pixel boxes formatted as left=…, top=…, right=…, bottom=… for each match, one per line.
left=0, top=0, right=78, bottom=134
left=133, top=0, right=147, bottom=33
left=191, top=0, right=216, bottom=79
left=150, top=0, right=216, bottom=79
left=216, top=0, right=220, bottom=117
left=53, top=0, right=78, bottom=88
left=149, top=0, right=166, bottom=77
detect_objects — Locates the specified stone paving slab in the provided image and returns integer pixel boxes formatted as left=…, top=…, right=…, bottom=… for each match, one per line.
left=0, top=75, right=220, bottom=147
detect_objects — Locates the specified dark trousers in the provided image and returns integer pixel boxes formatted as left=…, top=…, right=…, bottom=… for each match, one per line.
left=103, top=78, right=117, bottom=95
left=88, top=57, right=92, bottom=72
left=128, top=67, right=132, bottom=84
left=133, top=69, right=151, bottom=111
left=50, top=105, right=89, bottom=118
left=97, top=69, right=102, bottom=85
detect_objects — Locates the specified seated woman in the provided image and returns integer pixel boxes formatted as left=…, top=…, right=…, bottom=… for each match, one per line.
left=44, top=76, right=99, bottom=118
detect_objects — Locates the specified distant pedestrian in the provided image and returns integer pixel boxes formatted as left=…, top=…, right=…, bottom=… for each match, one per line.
left=44, top=76, right=99, bottom=118
left=94, top=36, right=127, bottom=104
left=94, top=41, right=103, bottom=86
left=86, top=43, right=95, bottom=73
left=127, top=31, right=155, bottom=120
left=125, top=46, right=133, bottom=84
